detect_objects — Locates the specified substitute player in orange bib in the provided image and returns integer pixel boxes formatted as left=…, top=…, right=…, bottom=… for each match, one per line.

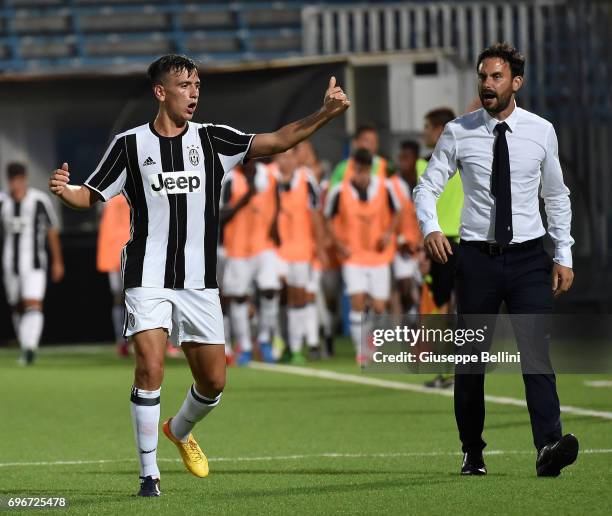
left=275, top=148, right=326, bottom=363
left=96, top=194, right=131, bottom=356
left=220, top=159, right=280, bottom=366
left=325, top=149, right=400, bottom=364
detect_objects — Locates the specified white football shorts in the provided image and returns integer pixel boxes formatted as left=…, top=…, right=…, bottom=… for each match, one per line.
left=278, top=260, right=311, bottom=289
left=3, top=269, right=46, bottom=305
left=124, top=287, right=225, bottom=347
left=222, top=249, right=281, bottom=296
left=306, top=266, right=321, bottom=295
left=392, top=252, right=421, bottom=281
left=342, top=263, right=391, bottom=300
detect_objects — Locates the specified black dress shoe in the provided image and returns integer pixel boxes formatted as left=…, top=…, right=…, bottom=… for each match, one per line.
left=536, top=434, right=579, bottom=477
left=461, top=451, right=487, bottom=475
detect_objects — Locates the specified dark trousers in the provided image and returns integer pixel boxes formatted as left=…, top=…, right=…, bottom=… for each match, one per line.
left=454, top=241, right=562, bottom=452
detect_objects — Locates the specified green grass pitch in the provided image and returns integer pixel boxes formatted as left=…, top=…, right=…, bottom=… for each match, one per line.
left=0, top=340, right=611, bottom=515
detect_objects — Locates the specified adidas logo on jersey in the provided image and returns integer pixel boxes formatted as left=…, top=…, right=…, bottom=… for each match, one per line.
left=149, top=171, right=202, bottom=196
left=142, top=156, right=156, bottom=166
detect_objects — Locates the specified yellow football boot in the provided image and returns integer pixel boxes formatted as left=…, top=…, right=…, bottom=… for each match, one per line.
left=162, top=418, right=209, bottom=478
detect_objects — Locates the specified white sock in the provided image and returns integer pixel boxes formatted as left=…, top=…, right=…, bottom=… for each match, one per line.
left=230, top=301, right=252, bottom=352
left=287, top=307, right=305, bottom=353
left=349, top=310, right=363, bottom=355
left=170, top=385, right=222, bottom=442
left=363, top=312, right=375, bottom=348
left=19, top=309, right=43, bottom=351
left=257, top=295, right=278, bottom=343
left=305, top=303, right=319, bottom=348
left=130, top=386, right=161, bottom=479
left=112, top=304, right=124, bottom=342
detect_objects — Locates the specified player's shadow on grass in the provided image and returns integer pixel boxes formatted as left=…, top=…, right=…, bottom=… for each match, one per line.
left=173, top=478, right=458, bottom=499
left=483, top=419, right=532, bottom=430
left=81, top=468, right=421, bottom=477
left=485, top=414, right=609, bottom=431
left=213, top=468, right=428, bottom=476
left=211, top=468, right=511, bottom=478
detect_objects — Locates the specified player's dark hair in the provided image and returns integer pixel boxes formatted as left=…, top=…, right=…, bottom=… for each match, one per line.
left=147, top=54, right=198, bottom=85
left=354, top=124, right=377, bottom=139
left=425, top=108, right=456, bottom=129
left=7, top=162, right=26, bottom=179
left=477, top=42, right=525, bottom=78
left=353, top=148, right=373, bottom=167
left=400, top=140, right=420, bottom=157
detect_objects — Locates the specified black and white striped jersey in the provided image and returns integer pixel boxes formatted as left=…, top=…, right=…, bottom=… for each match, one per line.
left=84, top=121, right=254, bottom=290
left=0, top=188, right=59, bottom=275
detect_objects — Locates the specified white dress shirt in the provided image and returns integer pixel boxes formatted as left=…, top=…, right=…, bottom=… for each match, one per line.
left=413, top=105, right=574, bottom=267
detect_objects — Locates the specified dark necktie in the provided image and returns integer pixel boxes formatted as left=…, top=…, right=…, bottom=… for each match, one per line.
left=492, top=122, right=512, bottom=245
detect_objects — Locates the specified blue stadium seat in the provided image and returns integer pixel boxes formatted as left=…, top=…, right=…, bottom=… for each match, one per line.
left=12, top=13, right=70, bottom=34
left=78, top=12, right=168, bottom=32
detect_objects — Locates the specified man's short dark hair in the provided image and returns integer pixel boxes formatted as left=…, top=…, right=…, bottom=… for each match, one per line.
left=147, top=54, right=198, bottom=86
left=354, top=124, right=377, bottom=139
left=400, top=140, right=420, bottom=157
left=425, top=108, right=456, bottom=129
left=7, top=162, right=26, bottom=179
left=477, top=42, right=525, bottom=78
left=353, top=148, right=373, bottom=167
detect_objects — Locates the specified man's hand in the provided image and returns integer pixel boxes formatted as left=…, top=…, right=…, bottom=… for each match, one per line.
left=316, top=249, right=330, bottom=270
left=424, top=231, right=453, bottom=264
left=51, top=261, right=65, bottom=283
left=552, top=263, right=574, bottom=297
left=323, top=76, right=351, bottom=119
left=336, top=242, right=351, bottom=260
left=48, top=163, right=98, bottom=210
left=399, top=241, right=417, bottom=257
left=49, top=163, right=70, bottom=197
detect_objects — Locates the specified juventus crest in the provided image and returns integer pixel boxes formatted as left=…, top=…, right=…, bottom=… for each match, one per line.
left=188, top=146, right=200, bottom=166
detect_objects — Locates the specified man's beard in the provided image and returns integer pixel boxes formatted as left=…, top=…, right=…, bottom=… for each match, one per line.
left=480, top=90, right=513, bottom=115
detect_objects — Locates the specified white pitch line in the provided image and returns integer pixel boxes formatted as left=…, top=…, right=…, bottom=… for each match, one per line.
left=584, top=380, right=612, bottom=388
left=1, top=449, right=611, bottom=469
left=249, top=363, right=612, bottom=421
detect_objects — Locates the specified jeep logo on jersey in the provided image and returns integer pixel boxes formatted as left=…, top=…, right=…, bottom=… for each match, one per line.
left=188, top=147, right=200, bottom=166
left=7, top=217, right=27, bottom=234
left=149, top=171, right=202, bottom=196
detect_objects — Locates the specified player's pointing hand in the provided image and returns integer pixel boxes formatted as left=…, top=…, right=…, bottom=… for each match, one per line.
left=49, top=162, right=70, bottom=196
left=323, top=76, right=350, bottom=118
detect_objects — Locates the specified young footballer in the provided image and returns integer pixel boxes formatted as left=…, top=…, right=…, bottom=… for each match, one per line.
left=325, top=149, right=400, bottom=363
left=48, top=54, right=350, bottom=496
left=2, top=162, right=64, bottom=365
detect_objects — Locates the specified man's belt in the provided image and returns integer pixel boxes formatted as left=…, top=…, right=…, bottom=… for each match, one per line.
left=460, top=237, right=542, bottom=256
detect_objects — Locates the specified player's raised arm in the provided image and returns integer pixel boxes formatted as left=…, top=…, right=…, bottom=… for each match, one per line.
left=49, top=163, right=99, bottom=210
left=247, top=76, right=350, bottom=158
